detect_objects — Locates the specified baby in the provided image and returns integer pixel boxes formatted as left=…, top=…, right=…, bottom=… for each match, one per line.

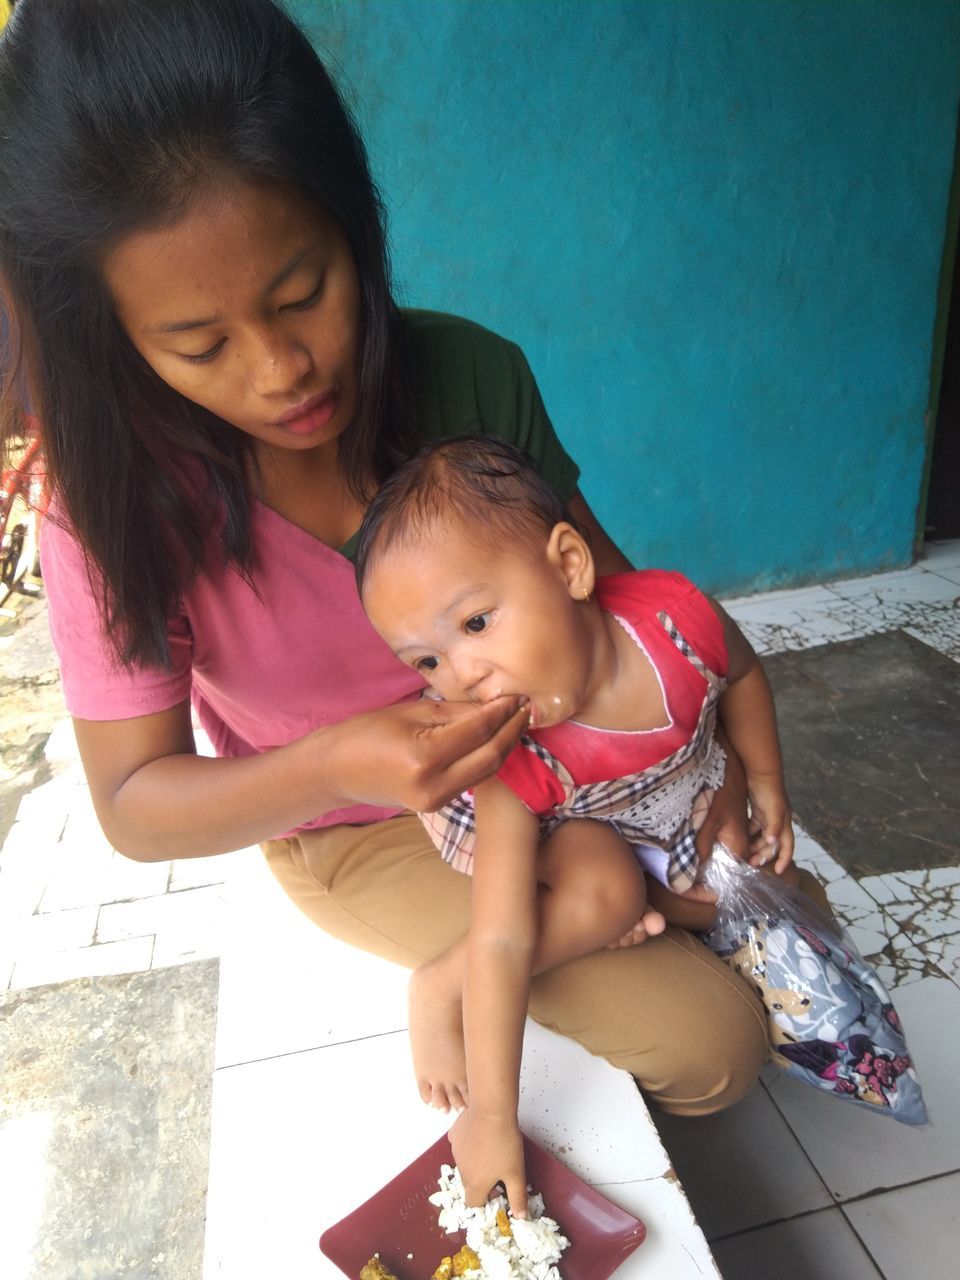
left=355, top=435, right=794, bottom=1214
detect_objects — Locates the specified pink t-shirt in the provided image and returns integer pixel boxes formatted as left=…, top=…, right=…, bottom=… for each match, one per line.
left=41, top=497, right=424, bottom=833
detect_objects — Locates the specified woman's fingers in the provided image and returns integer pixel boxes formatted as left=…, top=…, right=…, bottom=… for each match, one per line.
left=335, top=696, right=529, bottom=813
left=418, top=698, right=529, bottom=806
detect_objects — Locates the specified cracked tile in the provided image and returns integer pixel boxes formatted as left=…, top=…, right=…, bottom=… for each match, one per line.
left=793, top=825, right=849, bottom=886
left=862, top=869, right=960, bottom=953
left=822, top=874, right=903, bottom=956
left=903, top=601, right=960, bottom=662
left=919, top=934, right=960, bottom=986
left=864, top=936, right=941, bottom=991
left=882, top=896, right=960, bottom=947
left=860, top=866, right=960, bottom=906
left=721, top=587, right=886, bottom=656
left=828, top=565, right=960, bottom=604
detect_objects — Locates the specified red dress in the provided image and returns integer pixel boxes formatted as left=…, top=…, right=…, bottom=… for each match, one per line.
left=420, top=570, right=730, bottom=892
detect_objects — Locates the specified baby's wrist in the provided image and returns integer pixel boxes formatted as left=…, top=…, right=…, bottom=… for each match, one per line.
left=745, top=767, right=786, bottom=789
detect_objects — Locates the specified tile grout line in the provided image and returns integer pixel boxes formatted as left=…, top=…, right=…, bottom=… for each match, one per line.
left=213, top=1024, right=409, bottom=1074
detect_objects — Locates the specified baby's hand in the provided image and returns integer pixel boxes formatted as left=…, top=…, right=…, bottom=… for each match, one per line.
left=746, top=774, right=794, bottom=873
left=450, top=1109, right=528, bottom=1219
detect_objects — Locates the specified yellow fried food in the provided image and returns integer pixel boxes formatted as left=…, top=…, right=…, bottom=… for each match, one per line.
left=451, top=1246, right=480, bottom=1275
left=431, top=1257, right=453, bottom=1280
left=361, top=1258, right=398, bottom=1280
left=496, top=1208, right=512, bottom=1238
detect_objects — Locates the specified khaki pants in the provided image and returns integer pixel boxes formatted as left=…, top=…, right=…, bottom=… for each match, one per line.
left=264, top=813, right=783, bottom=1117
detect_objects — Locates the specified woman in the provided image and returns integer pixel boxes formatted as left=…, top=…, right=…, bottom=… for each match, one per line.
left=0, top=0, right=769, bottom=1159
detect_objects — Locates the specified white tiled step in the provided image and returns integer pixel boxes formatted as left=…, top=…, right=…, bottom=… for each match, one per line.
left=202, top=1022, right=715, bottom=1280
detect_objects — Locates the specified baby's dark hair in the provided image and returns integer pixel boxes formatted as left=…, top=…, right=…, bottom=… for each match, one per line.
left=355, top=435, right=575, bottom=593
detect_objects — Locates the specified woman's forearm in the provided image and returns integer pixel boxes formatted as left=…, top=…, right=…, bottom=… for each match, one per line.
left=82, top=722, right=352, bottom=860
left=77, top=693, right=531, bottom=861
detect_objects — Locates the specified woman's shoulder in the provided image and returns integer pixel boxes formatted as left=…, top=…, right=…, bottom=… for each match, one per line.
left=400, top=308, right=525, bottom=372
left=398, top=309, right=578, bottom=495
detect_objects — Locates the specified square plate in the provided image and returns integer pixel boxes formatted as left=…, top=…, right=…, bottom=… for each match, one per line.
left=320, top=1131, right=646, bottom=1280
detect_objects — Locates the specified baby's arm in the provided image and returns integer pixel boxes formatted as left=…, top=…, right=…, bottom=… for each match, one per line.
left=450, top=775, right=539, bottom=1217
left=709, top=600, right=794, bottom=872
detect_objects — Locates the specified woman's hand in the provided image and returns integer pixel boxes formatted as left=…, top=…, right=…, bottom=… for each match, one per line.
left=329, top=694, right=530, bottom=814
left=450, top=1108, right=528, bottom=1219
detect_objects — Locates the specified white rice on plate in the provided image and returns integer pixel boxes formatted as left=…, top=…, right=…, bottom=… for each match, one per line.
left=428, top=1164, right=570, bottom=1280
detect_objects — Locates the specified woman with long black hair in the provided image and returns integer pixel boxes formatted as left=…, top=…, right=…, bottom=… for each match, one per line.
left=0, top=0, right=771, bottom=1198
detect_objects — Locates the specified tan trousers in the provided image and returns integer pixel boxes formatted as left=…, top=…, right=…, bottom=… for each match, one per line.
left=261, top=813, right=799, bottom=1116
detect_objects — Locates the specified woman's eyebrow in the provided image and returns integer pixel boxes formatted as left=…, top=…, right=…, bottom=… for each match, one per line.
left=145, top=244, right=320, bottom=335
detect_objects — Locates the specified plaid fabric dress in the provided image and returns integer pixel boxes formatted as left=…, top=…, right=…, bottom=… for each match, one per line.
left=420, top=604, right=728, bottom=894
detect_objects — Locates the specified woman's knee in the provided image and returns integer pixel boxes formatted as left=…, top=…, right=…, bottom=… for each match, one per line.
left=650, top=984, right=768, bottom=1116
left=527, top=928, right=769, bottom=1113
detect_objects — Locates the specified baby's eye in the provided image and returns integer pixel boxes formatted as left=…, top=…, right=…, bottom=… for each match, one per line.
left=464, top=612, right=491, bottom=634
left=415, top=656, right=439, bottom=673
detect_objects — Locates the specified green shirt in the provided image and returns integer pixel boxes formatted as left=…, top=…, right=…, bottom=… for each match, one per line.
left=339, top=309, right=580, bottom=559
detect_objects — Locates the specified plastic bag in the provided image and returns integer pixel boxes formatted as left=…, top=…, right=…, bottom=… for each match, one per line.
left=701, top=845, right=927, bottom=1126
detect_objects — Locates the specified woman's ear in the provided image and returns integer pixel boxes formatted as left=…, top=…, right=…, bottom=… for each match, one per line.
left=545, top=522, right=596, bottom=602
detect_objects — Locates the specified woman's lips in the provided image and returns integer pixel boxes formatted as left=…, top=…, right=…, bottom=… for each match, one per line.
left=271, top=389, right=339, bottom=436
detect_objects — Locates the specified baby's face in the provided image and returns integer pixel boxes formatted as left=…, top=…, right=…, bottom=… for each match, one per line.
left=362, top=522, right=595, bottom=729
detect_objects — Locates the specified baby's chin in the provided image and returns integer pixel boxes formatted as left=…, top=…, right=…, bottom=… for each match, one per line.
left=526, top=697, right=570, bottom=731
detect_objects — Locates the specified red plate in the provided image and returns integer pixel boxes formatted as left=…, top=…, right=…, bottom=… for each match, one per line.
left=320, top=1131, right=645, bottom=1280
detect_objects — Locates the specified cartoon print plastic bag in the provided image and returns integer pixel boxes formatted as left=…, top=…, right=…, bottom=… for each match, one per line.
left=701, top=845, right=927, bottom=1125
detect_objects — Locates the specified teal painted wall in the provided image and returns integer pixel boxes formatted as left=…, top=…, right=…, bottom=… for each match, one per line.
left=294, top=0, right=960, bottom=593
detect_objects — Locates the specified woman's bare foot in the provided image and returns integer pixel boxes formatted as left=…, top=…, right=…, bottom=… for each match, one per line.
left=408, top=959, right=468, bottom=1112
left=608, top=908, right=667, bottom=949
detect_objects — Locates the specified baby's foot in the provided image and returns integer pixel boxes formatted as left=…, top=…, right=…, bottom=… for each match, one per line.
left=408, top=960, right=468, bottom=1112
left=608, top=908, right=667, bottom=949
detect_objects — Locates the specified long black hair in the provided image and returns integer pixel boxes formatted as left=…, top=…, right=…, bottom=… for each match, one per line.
left=0, top=0, right=415, bottom=666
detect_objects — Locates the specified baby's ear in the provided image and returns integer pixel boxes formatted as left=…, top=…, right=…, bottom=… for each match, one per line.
left=546, top=521, right=596, bottom=601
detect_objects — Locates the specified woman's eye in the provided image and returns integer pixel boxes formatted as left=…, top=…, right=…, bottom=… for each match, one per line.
left=416, top=656, right=439, bottom=672
left=181, top=338, right=226, bottom=365
left=464, top=613, right=490, bottom=634
left=282, top=278, right=324, bottom=312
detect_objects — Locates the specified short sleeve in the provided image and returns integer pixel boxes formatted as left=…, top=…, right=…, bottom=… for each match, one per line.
left=659, top=573, right=729, bottom=679
left=598, top=569, right=729, bottom=679
left=496, top=739, right=567, bottom=814
left=403, top=310, right=580, bottom=500
left=40, top=512, right=193, bottom=720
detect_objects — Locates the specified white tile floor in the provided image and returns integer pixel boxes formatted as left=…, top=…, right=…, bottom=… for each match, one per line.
left=1, top=541, right=958, bottom=1279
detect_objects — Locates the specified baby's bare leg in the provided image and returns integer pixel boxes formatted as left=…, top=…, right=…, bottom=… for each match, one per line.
left=535, top=819, right=665, bottom=966
left=408, top=820, right=662, bottom=1112
left=647, top=858, right=806, bottom=933
left=408, top=948, right=469, bottom=1113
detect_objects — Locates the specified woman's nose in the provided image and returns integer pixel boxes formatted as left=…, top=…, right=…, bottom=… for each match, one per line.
left=248, top=328, right=312, bottom=397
